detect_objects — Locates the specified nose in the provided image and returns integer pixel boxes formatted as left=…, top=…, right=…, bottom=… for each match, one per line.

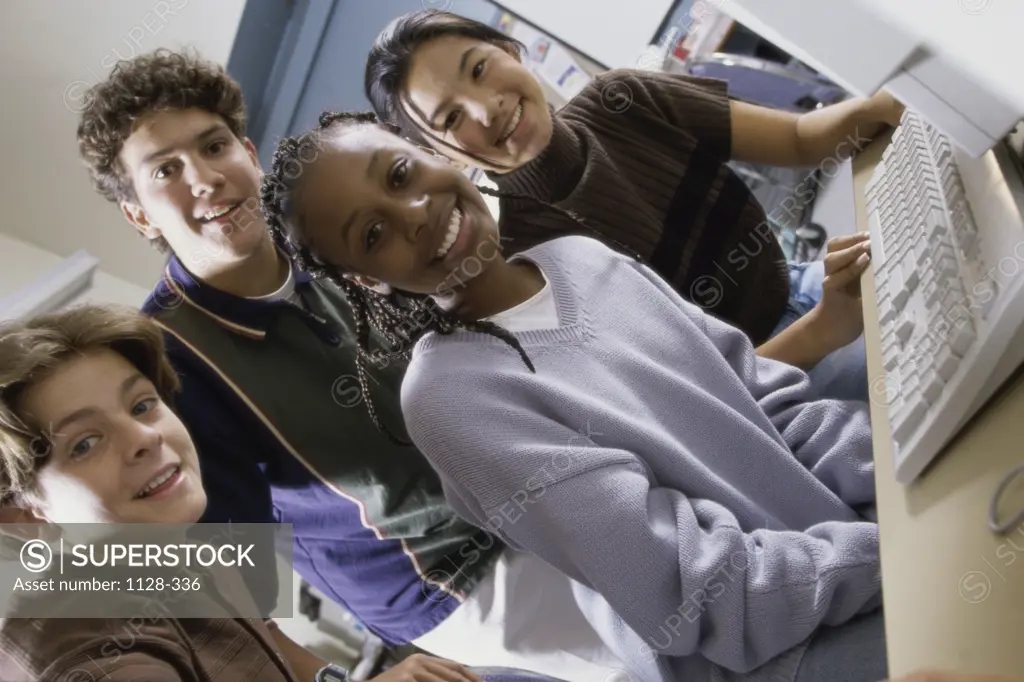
left=122, top=418, right=163, bottom=465
left=397, top=191, right=431, bottom=243
left=464, top=92, right=504, bottom=129
left=186, top=157, right=225, bottom=198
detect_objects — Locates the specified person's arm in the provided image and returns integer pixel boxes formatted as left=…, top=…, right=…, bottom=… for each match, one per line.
left=403, top=366, right=879, bottom=674
left=50, top=653, right=188, bottom=682
left=730, top=90, right=903, bottom=167
left=754, top=233, right=872, bottom=370
left=265, top=620, right=328, bottom=681
left=160, top=339, right=281, bottom=614
left=592, top=69, right=901, bottom=169
left=626, top=255, right=876, bottom=508
left=407, top=397, right=880, bottom=674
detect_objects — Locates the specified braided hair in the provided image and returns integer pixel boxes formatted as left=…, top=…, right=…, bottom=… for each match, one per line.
left=260, top=111, right=642, bottom=442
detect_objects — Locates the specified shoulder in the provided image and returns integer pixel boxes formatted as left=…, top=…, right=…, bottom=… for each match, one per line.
left=400, top=340, right=543, bottom=444
left=1, top=618, right=182, bottom=681
left=141, top=273, right=185, bottom=319
left=526, top=235, right=639, bottom=276
left=594, top=68, right=729, bottom=98
left=568, top=68, right=731, bottom=131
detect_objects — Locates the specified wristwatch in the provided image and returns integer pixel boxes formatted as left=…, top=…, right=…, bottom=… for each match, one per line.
left=314, top=663, right=349, bottom=682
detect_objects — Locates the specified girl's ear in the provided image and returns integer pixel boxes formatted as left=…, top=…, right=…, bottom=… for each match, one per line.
left=343, top=273, right=393, bottom=296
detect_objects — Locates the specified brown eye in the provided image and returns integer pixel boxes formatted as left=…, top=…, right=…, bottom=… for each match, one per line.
left=472, top=59, right=485, bottom=79
left=389, top=159, right=409, bottom=188
left=443, top=110, right=460, bottom=130
left=366, top=222, right=383, bottom=251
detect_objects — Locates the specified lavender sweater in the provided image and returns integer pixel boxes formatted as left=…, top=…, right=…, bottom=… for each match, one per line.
left=401, top=237, right=881, bottom=682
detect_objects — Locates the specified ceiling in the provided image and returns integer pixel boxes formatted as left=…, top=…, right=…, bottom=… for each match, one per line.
left=0, top=0, right=246, bottom=288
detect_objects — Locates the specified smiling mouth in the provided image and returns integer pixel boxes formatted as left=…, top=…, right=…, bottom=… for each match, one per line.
left=433, top=203, right=464, bottom=262
left=135, top=465, right=181, bottom=499
left=198, top=202, right=242, bottom=223
left=496, top=101, right=524, bottom=147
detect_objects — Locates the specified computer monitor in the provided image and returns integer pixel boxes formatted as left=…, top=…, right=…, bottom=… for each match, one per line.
left=712, top=0, right=1024, bottom=157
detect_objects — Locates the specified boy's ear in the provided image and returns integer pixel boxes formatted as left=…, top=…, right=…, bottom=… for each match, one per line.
left=243, top=137, right=261, bottom=170
left=344, top=273, right=393, bottom=296
left=120, top=202, right=162, bottom=240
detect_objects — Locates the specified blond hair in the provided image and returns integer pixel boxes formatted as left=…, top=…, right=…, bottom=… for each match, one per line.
left=0, top=304, right=180, bottom=504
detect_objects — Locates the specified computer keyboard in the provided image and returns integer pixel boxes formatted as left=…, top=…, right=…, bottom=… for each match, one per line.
left=866, top=109, right=1024, bottom=484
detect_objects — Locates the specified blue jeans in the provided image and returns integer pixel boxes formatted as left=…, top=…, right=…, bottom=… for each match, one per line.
left=771, top=262, right=869, bottom=402
left=795, top=610, right=888, bottom=682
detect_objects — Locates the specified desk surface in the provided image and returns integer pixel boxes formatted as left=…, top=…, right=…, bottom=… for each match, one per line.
left=855, top=132, right=1024, bottom=677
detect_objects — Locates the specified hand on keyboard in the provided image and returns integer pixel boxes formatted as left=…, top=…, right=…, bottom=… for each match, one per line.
left=808, top=232, right=873, bottom=354
left=866, top=89, right=906, bottom=129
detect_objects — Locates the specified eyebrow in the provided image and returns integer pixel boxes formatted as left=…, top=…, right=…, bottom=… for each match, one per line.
left=339, top=150, right=383, bottom=244
left=49, top=373, right=148, bottom=436
left=141, top=123, right=228, bottom=166
left=426, top=46, right=477, bottom=128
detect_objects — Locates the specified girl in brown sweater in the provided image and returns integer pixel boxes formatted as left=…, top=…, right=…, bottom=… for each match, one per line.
left=364, top=10, right=904, bottom=402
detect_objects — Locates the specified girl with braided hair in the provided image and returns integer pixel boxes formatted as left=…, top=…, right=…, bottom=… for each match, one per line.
left=260, top=111, right=888, bottom=682
left=362, top=10, right=909, bottom=404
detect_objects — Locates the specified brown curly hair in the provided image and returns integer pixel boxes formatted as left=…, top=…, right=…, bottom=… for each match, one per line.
left=0, top=304, right=181, bottom=506
left=76, top=48, right=248, bottom=253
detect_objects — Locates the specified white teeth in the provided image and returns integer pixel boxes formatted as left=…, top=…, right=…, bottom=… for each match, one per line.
left=203, top=204, right=236, bottom=221
left=498, top=103, right=523, bottom=145
left=436, top=208, right=463, bottom=259
left=137, top=467, right=177, bottom=498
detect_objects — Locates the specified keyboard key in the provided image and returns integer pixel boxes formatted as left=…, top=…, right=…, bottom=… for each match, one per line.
left=924, top=281, right=943, bottom=309
left=893, top=287, right=910, bottom=311
left=936, top=255, right=959, bottom=281
left=883, top=342, right=901, bottom=371
left=914, top=237, right=928, bottom=259
left=890, top=268, right=909, bottom=309
left=879, top=297, right=896, bottom=326
left=892, top=397, right=927, bottom=443
left=936, top=347, right=958, bottom=381
left=902, top=372, right=921, bottom=397
left=949, top=321, right=976, bottom=356
left=927, top=209, right=947, bottom=240
left=896, top=315, right=915, bottom=342
left=901, top=252, right=920, bottom=291
left=920, top=370, right=945, bottom=404
left=976, top=279, right=999, bottom=319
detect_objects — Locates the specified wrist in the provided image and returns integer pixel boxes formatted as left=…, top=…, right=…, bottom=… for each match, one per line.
left=801, top=306, right=839, bottom=360
left=315, top=662, right=349, bottom=682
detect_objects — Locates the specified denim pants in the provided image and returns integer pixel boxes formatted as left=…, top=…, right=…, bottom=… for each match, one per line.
left=794, top=610, right=889, bottom=682
left=771, top=262, right=869, bottom=402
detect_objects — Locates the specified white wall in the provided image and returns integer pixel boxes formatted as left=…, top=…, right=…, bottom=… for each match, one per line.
left=0, top=0, right=247, bottom=290
left=0, top=232, right=151, bottom=309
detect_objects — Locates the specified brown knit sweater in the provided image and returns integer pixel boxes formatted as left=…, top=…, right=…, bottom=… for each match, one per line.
left=0, top=562, right=298, bottom=682
left=0, top=617, right=298, bottom=681
left=492, top=68, right=790, bottom=344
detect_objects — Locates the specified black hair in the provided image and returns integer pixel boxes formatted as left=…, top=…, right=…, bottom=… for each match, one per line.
left=260, top=110, right=640, bottom=443
left=365, top=9, right=527, bottom=171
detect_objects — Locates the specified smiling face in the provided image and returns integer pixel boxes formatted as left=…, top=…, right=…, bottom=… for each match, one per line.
left=403, top=35, right=553, bottom=172
left=118, top=108, right=268, bottom=274
left=18, top=348, right=205, bottom=525
left=295, top=123, right=503, bottom=295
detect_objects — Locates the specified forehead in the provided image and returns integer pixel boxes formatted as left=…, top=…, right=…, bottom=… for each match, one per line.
left=305, top=125, right=413, bottom=195
left=119, top=108, right=229, bottom=166
left=406, top=34, right=484, bottom=95
left=20, top=350, right=138, bottom=425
